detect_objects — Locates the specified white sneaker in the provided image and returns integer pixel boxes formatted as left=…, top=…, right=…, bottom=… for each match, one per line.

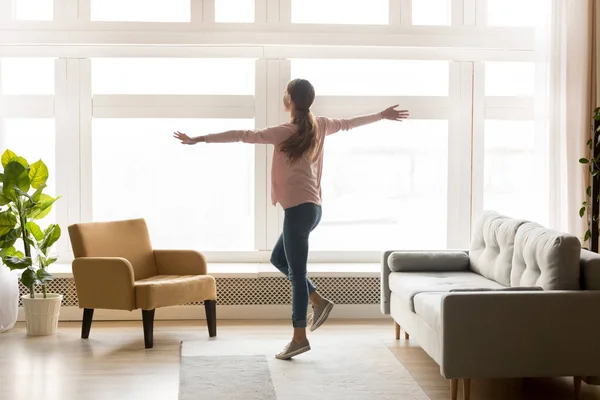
left=275, top=339, right=311, bottom=360
left=309, top=298, right=334, bottom=332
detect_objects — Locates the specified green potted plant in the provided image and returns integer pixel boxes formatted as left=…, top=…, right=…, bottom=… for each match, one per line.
left=0, top=149, right=62, bottom=336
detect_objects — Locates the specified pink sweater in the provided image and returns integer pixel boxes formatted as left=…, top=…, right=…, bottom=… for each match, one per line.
left=204, top=112, right=383, bottom=209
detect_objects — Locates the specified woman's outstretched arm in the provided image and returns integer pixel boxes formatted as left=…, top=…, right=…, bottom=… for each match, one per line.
left=320, top=105, right=409, bottom=136
left=173, top=125, right=290, bottom=146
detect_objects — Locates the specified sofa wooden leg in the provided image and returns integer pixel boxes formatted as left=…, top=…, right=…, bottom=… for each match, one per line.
left=404, top=332, right=410, bottom=340
left=395, top=321, right=400, bottom=340
left=204, top=300, right=217, bottom=337
left=462, top=379, right=471, bottom=400
left=142, top=309, right=155, bottom=349
left=574, top=376, right=583, bottom=399
left=450, top=379, right=458, bottom=400
left=81, top=308, right=94, bottom=339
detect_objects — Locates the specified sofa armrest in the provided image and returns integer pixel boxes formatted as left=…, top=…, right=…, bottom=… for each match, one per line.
left=72, top=257, right=136, bottom=311
left=154, top=250, right=208, bottom=276
left=380, top=249, right=469, bottom=315
left=440, top=291, right=600, bottom=379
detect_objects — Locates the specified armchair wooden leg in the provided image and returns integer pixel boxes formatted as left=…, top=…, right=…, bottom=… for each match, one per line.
left=450, top=379, right=458, bottom=400
left=142, top=309, right=155, bottom=349
left=462, top=379, right=471, bottom=400
left=574, top=376, right=583, bottom=400
left=81, top=308, right=94, bottom=339
left=404, top=332, right=410, bottom=340
left=395, top=321, right=400, bottom=340
left=204, top=300, right=217, bottom=337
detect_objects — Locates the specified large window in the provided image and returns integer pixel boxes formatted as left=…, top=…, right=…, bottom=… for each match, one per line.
left=91, top=58, right=255, bottom=95
left=292, top=59, right=449, bottom=97
left=91, top=0, right=191, bottom=22
left=91, top=118, right=254, bottom=250
left=291, top=0, right=388, bottom=25
left=1, top=0, right=552, bottom=262
left=313, top=120, right=448, bottom=250
left=0, top=58, right=55, bottom=95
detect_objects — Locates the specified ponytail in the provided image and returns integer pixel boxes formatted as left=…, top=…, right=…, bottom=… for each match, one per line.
left=280, top=110, right=319, bottom=164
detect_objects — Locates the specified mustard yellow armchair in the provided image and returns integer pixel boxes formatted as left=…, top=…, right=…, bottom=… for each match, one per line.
left=68, top=218, right=217, bottom=348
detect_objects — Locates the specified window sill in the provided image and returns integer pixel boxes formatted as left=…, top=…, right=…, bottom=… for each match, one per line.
left=47, top=262, right=380, bottom=279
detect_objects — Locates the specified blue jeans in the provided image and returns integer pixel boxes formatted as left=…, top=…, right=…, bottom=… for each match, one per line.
left=270, top=202, right=322, bottom=328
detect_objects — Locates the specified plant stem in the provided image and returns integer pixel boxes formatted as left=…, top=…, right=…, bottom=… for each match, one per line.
left=18, top=198, right=34, bottom=297
left=42, top=285, right=47, bottom=298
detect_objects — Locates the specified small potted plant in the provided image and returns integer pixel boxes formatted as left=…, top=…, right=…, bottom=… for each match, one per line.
left=0, top=150, right=62, bottom=336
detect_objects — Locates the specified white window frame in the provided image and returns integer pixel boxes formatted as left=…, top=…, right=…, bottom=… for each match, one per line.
left=0, top=0, right=546, bottom=263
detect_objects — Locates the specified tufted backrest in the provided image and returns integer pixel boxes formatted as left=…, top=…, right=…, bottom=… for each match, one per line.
left=469, top=211, right=528, bottom=286
left=511, top=222, right=581, bottom=290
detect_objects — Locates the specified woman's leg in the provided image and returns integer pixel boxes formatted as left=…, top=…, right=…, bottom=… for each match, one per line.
left=282, top=203, right=320, bottom=339
left=270, top=233, right=317, bottom=294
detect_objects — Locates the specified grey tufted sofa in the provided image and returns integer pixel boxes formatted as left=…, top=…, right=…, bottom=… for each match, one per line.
left=381, top=210, right=600, bottom=400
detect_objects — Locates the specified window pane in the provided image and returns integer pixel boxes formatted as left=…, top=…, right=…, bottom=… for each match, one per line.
left=483, top=120, right=548, bottom=226
left=485, top=62, right=535, bottom=97
left=1, top=58, right=55, bottom=95
left=215, top=0, right=254, bottom=22
left=3, top=119, right=56, bottom=225
left=291, top=59, right=449, bottom=96
left=311, top=120, right=448, bottom=250
left=292, top=0, right=388, bottom=25
left=412, top=0, right=451, bottom=26
left=92, top=58, right=255, bottom=95
left=91, top=0, right=190, bottom=22
left=92, top=118, right=254, bottom=250
left=487, top=0, right=548, bottom=27
left=15, top=0, right=53, bottom=21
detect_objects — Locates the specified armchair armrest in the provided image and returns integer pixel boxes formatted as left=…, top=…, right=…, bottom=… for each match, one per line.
left=380, top=250, right=469, bottom=315
left=72, top=257, right=136, bottom=311
left=440, top=291, right=600, bottom=379
left=153, top=250, right=208, bottom=276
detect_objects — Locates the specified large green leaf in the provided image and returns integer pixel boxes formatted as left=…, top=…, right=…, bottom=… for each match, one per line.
left=28, top=194, right=58, bottom=220
left=0, top=211, right=17, bottom=237
left=1, top=150, right=16, bottom=168
left=36, top=268, right=53, bottom=284
left=40, top=224, right=61, bottom=253
left=0, top=227, right=22, bottom=249
left=20, top=268, right=37, bottom=288
left=0, top=246, right=17, bottom=258
left=4, top=255, right=32, bottom=271
left=46, top=257, right=58, bottom=266
left=3, top=162, right=30, bottom=201
left=0, top=192, right=10, bottom=206
left=25, top=221, right=44, bottom=242
left=31, top=184, right=47, bottom=202
left=28, top=160, right=49, bottom=189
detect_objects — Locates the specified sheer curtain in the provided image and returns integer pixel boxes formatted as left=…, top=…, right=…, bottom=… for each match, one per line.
left=546, top=0, right=597, bottom=241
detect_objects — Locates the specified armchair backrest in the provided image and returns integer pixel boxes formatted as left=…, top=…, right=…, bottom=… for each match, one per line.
left=68, top=218, right=158, bottom=280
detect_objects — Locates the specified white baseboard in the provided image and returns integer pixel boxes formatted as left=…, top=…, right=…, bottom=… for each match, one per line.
left=18, top=304, right=387, bottom=322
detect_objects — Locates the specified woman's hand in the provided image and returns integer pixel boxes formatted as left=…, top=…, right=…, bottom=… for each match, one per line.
left=381, top=105, right=410, bottom=122
left=173, top=131, right=200, bottom=145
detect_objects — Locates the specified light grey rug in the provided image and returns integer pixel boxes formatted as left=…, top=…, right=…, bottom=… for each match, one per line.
left=179, top=338, right=430, bottom=400
left=179, top=355, right=276, bottom=400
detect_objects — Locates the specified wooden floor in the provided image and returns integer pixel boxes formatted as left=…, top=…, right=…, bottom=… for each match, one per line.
left=1, top=320, right=599, bottom=400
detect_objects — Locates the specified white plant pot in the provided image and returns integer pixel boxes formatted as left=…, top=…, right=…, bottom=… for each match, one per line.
left=0, top=268, right=19, bottom=333
left=21, top=293, right=63, bottom=336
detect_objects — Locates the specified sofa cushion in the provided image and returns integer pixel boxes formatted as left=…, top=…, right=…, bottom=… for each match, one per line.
left=511, top=222, right=581, bottom=290
left=387, top=251, right=469, bottom=272
left=414, top=292, right=443, bottom=333
left=388, top=271, right=505, bottom=311
left=469, top=210, right=528, bottom=286
left=135, top=274, right=216, bottom=310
